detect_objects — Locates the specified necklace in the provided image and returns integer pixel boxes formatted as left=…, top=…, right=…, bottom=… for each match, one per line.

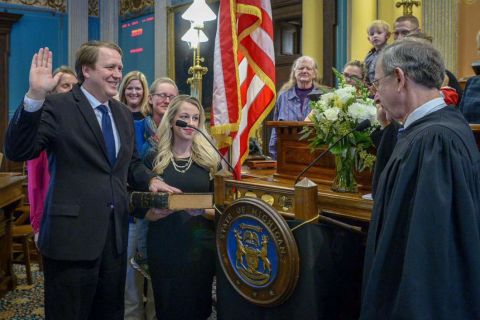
left=171, top=156, right=193, bottom=173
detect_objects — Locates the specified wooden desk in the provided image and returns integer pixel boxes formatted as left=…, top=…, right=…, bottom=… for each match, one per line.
left=216, top=167, right=373, bottom=224
left=0, top=173, right=26, bottom=298
left=266, top=121, right=373, bottom=191
left=214, top=120, right=375, bottom=227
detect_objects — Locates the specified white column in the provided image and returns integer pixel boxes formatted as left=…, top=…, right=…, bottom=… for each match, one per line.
left=154, top=0, right=168, bottom=78
left=422, top=0, right=458, bottom=73
left=99, top=0, right=119, bottom=43
left=68, top=0, right=89, bottom=66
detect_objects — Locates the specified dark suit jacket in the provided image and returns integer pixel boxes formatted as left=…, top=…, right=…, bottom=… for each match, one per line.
left=459, top=75, right=480, bottom=123
left=5, top=85, right=155, bottom=261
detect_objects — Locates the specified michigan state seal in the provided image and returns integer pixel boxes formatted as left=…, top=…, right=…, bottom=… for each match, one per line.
left=217, top=198, right=299, bottom=306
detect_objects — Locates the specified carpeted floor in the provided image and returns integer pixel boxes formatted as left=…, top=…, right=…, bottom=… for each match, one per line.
left=0, top=264, right=44, bottom=320
left=0, top=264, right=217, bottom=320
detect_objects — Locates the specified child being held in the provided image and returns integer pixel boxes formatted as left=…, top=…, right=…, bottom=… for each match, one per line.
left=364, top=20, right=391, bottom=85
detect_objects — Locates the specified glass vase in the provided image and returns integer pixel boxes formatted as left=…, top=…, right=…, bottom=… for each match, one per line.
left=331, top=149, right=358, bottom=193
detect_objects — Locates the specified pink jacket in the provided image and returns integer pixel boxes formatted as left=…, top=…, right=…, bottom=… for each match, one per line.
left=27, top=151, right=50, bottom=234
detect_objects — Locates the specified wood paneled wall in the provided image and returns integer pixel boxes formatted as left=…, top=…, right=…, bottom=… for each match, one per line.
left=0, top=13, right=22, bottom=172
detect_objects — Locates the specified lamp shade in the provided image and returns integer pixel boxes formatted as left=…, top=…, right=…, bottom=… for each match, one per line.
left=181, top=25, right=209, bottom=48
left=181, top=0, right=216, bottom=23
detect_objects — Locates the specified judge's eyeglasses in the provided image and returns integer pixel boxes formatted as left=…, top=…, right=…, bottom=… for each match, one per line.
left=371, top=72, right=393, bottom=90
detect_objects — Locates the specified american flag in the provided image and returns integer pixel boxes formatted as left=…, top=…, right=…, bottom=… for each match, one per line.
left=211, top=0, right=276, bottom=179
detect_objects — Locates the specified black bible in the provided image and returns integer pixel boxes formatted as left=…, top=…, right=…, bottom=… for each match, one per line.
left=130, top=192, right=213, bottom=210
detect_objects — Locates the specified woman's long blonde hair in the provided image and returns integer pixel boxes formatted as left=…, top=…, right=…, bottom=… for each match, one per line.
left=152, top=95, right=220, bottom=179
left=118, top=71, right=149, bottom=111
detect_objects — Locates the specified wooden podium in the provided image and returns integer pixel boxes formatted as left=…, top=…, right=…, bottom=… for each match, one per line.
left=0, top=173, right=26, bottom=298
left=272, top=121, right=373, bottom=191
left=214, top=121, right=368, bottom=318
left=214, top=122, right=372, bottom=319
left=215, top=121, right=374, bottom=225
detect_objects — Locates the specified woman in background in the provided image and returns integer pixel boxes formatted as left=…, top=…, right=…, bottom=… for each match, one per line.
left=304, top=60, right=365, bottom=122
left=268, top=55, right=328, bottom=159
left=118, top=70, right=149, bottom=120
left=134, top=77, right=179, bottom=157
left=342, top=60, right=366, bottom=87
left=118, top=70, right=157, bottom=320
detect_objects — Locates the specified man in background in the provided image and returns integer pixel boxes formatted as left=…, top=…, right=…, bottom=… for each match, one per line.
left=459, top=30, right=480, bottom=122
left=393, top=15, right=420, bottom=40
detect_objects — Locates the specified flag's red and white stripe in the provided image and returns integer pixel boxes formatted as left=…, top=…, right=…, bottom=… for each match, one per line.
left=211, top=0, right=276, bottom=179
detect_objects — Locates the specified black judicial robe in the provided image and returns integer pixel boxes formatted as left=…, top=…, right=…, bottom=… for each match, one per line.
left=361, top=107, right=480, bottom=320
left=370, top=121, right=401, bottom=198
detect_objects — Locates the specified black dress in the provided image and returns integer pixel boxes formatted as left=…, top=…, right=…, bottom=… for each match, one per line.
left=144, top=154, right=215, bottom=320
left=361, top=107, right=480, bottom=319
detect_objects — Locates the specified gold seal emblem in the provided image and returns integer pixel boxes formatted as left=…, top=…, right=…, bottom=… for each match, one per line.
left=217, top=198, right=299, bottom=306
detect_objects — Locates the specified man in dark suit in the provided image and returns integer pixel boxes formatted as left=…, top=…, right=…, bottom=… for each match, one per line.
left=459, top=75, right=480, bottom=123
left=459, top=30, right=480, bottom=123
left=4, top=42, right=171, bottom=319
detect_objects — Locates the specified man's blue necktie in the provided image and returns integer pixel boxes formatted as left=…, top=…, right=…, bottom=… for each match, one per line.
left=97, top=105, right=116, bottom=166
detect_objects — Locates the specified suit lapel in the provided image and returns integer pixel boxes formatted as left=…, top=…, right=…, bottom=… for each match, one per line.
left=109, top=99, right=129, bottom=169
left=72, top=86, right=111, bottom=166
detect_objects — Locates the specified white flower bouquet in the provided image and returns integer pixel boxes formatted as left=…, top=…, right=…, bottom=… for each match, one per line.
left=302, top=70, right=378, bottom=192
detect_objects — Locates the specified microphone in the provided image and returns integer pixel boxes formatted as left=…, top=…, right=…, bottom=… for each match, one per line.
left=175, top=120, right=238, bottom=179
left=354, top=118, right=372, bottom=131
left=294, top=119, right=371, bottom=185
left=307, top=88, right=325, bottom=102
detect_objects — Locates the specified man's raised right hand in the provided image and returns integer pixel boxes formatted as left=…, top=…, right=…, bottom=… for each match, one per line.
left=26, top=47, right=63, bottom=100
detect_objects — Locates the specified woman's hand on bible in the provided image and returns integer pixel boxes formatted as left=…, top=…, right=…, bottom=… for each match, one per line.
left=145, top=208, right=174, bottom=221
left=149, top=177, right=182, bottom=193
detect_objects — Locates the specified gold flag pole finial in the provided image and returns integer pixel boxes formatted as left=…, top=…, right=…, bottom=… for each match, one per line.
left=395, top=0, right=421, bottom=16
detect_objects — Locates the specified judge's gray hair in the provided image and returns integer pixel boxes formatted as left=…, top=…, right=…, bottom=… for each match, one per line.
left=379, top=38, right=445, bottom=89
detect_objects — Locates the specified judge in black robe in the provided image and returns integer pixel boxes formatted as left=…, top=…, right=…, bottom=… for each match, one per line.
left=362, top=107, right=480, bottom=319
left=361, top=39, right=480, bottom=319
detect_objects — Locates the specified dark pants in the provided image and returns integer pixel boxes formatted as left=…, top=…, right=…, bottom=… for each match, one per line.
left=43, top=216, right=127, bottom=320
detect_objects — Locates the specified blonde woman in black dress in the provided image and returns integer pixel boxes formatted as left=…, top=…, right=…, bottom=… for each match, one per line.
left=141, top=95, right=220, bottom=319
